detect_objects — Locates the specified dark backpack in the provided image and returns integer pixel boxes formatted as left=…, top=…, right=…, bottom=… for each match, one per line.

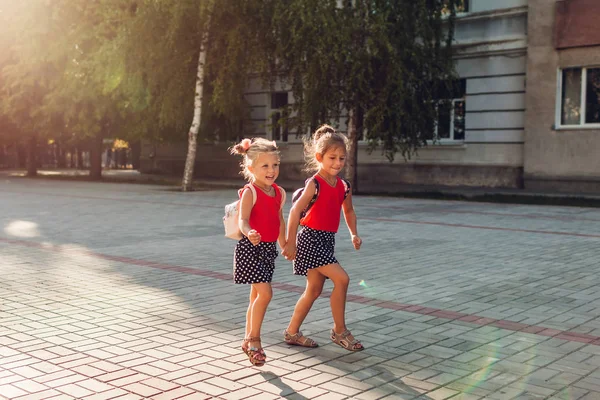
left=292, top=176, right=351, bottom=219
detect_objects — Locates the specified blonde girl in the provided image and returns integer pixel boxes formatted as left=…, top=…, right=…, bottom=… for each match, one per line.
left=230, top=138, right=286, bottom=366
left=282, top=125, right=364, bottom=351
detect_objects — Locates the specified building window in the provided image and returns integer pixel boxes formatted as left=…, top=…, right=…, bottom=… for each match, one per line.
left=433, top=79, right=466, bottom=142
left=270, top=92, right=289, bottom=142
left=558, top=67, right=600, bottom=127
left=442, top=0, right=469, bottom=14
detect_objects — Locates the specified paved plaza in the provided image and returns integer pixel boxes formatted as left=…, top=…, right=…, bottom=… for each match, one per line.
left=2, top=178, right=600, bottom=400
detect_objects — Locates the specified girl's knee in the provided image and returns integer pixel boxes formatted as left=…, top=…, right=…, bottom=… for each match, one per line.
left=305, top=286, right=323, bottom=301
left=259, top=286, right=273, bottom=302
left=335, top=272, right=350, bottom=289
left=249, top=287, right=258, bottom=302
left=252, top=283, right=273, bottom=302
left=261, top=289, right=273, bottom=302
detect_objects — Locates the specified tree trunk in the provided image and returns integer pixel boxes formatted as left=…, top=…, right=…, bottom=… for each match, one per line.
left=89, top=134, right=103, bottom=180
left=130, top=141, right=141, bottom=170
left=346, top=107, right=361, bottom=194
left=26, top=135, right=37, bottom=177
left=17, top=144, right=26, bottom=168
left=57, top=142, right=66, bottom=168
left=181, top=33, right=209, bottom=192
left=77, top=148, right=84, bottom=169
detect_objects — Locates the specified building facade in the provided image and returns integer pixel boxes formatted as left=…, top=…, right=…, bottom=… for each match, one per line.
left=141, top=0, right=600, bottom=194
left=524, top=0, right=600, bottom=192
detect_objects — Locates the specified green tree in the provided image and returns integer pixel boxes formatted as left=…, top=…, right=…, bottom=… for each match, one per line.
left=49, top=0, right=138, bottom=179
left=121, top=0, right=269, bottom=191
left=257, top=0, right=458, bottom=192
left=116, top=0, right=213, bottom=191
left=0, top=0, right=68, bottom=176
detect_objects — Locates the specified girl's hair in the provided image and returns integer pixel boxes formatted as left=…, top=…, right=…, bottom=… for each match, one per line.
left=303, top=124, right=348, bottom=173
left=229, top=137, right=280, bottom=181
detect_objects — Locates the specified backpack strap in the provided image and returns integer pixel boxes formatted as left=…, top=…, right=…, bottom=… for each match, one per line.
left=238, top=184, right=257, bottom=205
left=277, top=185, right=286, bottom=211
left=304, top=176, right=319, bottom=215
left=341, top=178, right=351, bottom=199
left=311, top=176, right=320, bottom=196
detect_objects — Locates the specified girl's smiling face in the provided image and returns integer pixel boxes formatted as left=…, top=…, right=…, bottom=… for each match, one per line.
left=317, top=145, right=346, bottom=178
left=249, top=152, right=280, bottom=187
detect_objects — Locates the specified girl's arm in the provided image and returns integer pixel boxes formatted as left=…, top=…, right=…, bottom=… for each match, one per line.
left=277, top=208, right=286, bottom=249
left=342, top=192, right=361, bottom=250
left=282, top=179, right=317, bottom=259
left=238, top=188, right=261, bottom=245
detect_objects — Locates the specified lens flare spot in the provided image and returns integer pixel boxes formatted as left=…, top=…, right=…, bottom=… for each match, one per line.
left=4, top=220, right=40, bottom=238
left=359, top=280, right=367, bottom=287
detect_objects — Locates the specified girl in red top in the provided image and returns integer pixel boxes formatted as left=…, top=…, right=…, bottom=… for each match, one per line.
left=282, top=125, right=364, bottom=352
left=230, top=138, right=286, bottom=366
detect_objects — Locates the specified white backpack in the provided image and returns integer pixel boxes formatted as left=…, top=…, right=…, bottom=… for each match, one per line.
left=223, top=184, right=286, bottom=240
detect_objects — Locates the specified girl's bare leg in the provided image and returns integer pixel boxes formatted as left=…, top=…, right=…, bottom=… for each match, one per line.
left=245, top=286, right=258, bottom=338
left=317, top=263, right=350, bottom=334
left=248, top=283, right=273, bottom=349
left=286, top=270, right=326, bottom=334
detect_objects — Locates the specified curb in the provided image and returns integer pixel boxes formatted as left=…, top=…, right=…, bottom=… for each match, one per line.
left=3, top=170, right=600, bottom=207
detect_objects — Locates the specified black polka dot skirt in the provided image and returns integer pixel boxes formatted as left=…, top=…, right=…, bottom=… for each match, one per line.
left=233, top=237, right=278, bottom=284
left=293, top=226, right=338, bottom=276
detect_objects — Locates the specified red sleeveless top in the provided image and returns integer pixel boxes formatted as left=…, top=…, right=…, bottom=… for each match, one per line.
left=242, top=183, right=282, bottom=242
left=300, top=176, right=346, bottom=233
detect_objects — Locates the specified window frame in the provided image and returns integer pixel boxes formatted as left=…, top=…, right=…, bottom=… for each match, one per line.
left=432, top=98, right=466, bottom=143
left=429, top=78, right=467, bottom=143
left=268, top=91, right=302, bottom=143
left=442, top=0, right=469, bottom=17
left=556, top=66, right=600, bottom=129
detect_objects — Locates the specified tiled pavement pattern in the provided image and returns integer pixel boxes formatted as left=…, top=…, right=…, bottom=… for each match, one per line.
left=2, top=179, right=600, bottom=399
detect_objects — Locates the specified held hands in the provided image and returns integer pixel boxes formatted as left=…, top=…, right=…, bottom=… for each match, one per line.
left=247, top=229, right=262, bottom=246
left=351, top=234, right=362, bottom=250
left=282, top=241, right=297, bottom=261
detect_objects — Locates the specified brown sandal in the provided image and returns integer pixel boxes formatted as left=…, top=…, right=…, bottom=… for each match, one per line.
left=330, top=329, right=364, bottom=351
left=283, top=330, right=318, bottom=348
left=241, top=336, right=266, bottom=366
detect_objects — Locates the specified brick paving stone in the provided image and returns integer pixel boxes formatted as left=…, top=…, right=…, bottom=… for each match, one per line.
left=76, top=378, right=114, bottom=393
left=141, top=377, right=180, bottom=392
left=109, top=373, right=150, bottom=387
left=71, top=365, right=108, bottom=378
left=13, top=389, right=63, bottom=400
left=176, top=394, right=211, bottom=400
left=41, top=374, right=88, bottom=389
left=149, top=387, right=196, bottom=400
left=218, top=387, right=263, bottom=400
left=11, top=379, right=49, bottom=395
left=4, top=181, right=600, bottom=399
left=172, top=372, right=212, bottom=386
left=54, top=383, right=95, bottom=398
left=81, top=388, right=129, bottom=400
left=32, top=371, right=74, bottom=384
left=122, top=382, right=162, bottom=397
left=10, top=366, right=45, bottom=380
left=427, top=387, right=461, bottom=400
left=88, top=361, right=123, bottom=373
left=353, top=386, right=397, bottom=400
left=131, top=364, right=169, bottom=376
left=0, top=385, right=28, bottom=399
left=111, top=394, right=143, bottom=400
left=96, top=369, right=138, bottom=383
left=186, top=381, right=228, bottom=397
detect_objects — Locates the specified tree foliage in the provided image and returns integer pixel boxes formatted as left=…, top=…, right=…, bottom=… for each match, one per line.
left=1, top=0, right=458, bottom=185
left=118, top=0, right=208, bottom=143
left=0, top=1, right=70, bottom=174
left=255, top=0, right=458, bottom=161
